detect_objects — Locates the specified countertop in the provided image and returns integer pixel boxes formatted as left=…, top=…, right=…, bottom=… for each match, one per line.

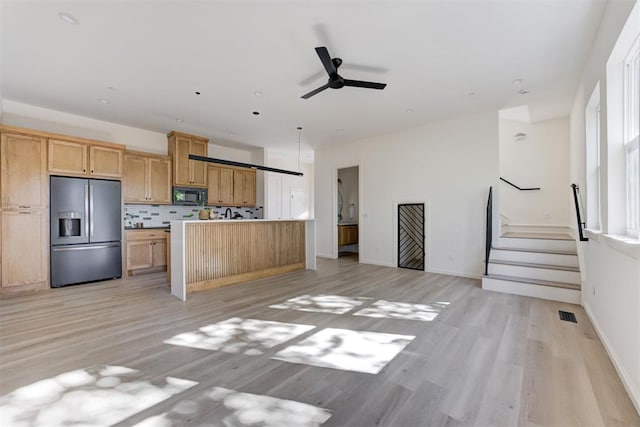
left=124, top=226, right=170, bottom=230
left=338, top=222, right=358, bottom=226
left=173, top=218, right=314, bottom=225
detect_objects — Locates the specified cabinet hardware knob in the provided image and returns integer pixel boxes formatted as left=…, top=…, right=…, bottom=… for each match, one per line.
left=83, top=169, right=86, bottom=172
left=91, top=170, right=94, bottom=173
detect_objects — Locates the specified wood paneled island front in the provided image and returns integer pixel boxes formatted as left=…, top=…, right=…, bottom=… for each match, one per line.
left=170, top=219, right=315, bottom=300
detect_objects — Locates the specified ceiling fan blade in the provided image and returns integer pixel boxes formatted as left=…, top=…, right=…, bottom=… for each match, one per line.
left=344, top=79, right=387, bottom=90
left=301, top=83, right=331, bottom=99
left=315, top=47, right=336, bottom=76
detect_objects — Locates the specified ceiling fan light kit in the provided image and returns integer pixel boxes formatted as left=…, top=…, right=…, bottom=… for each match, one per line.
left=301, top=46, right=387, bottom=99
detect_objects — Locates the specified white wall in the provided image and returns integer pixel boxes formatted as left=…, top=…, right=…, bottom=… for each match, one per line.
left=499, top=116, right=570, bottom=226
left=569, top=0, right=640, bottom=412
left=2, top=99, right=167, bottom=153
left=1, top=99, right=266, bottom=204
left=315, top=111, right=499, bottom=276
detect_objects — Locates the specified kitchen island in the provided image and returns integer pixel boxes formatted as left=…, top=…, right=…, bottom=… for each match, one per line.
left=170, top=219, right=315, bottom=300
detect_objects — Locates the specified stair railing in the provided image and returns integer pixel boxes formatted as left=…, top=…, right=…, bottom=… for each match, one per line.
left=500, top=177, right=541, bottom=191
left=485, top=186, right=493, bottom=275
left=571, top=183, right=589, bottom=242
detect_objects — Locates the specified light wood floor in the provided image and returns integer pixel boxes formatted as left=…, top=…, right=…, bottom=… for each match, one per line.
left=1, top=257, right=638, bottom=426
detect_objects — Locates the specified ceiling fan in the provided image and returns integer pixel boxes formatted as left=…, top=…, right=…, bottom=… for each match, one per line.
left=301, top=47, right=387, bottom=99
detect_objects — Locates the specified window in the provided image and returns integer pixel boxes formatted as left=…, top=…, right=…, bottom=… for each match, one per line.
left=624, top=36, right=640, bottom=237
left=586, top=84, right=601, bottom=229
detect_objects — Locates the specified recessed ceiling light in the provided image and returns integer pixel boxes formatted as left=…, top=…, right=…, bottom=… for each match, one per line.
left=99, top=98, right=111, bottom=104
left=406, top=108, right=414, bottom=113
left=518, top=89, right=530, bottom=95
left=254, top=91, right=263, bottom=96
left=336, top=129, right=344, bottom=134
left=252, top=111, right=260, bottom=115
left=58, top=12, right=78, bottom=25
left=512, top=78, right=523, bottom=85
left=176, top=118, right=183, bottom=123
left=467, top=91, right=477, bottom=96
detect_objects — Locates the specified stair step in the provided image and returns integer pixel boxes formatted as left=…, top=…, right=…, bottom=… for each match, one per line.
left=492, top=246, right=577, bottom=256
left=482, top=275, right=581, bottom=304
left=487, top=262, right=581, bottom=284
left=495, top=237, right=577, bottom=252
left=500, top=232, right=573, bottom=240
left=485, top=273, right=581, bottom=290
left=488, top=259, right=579, bottom=272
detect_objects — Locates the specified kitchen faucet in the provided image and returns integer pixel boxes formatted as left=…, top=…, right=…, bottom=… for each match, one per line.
left=224, top=208, right=232, bottom=219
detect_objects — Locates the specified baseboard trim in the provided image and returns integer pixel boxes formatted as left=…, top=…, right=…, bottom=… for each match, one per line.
left=584, top=302, right=640, bottom=415
left=426, top=267, right=482, bottom=280
left=317, top=253, right=336, bottom=259
left=358, top=258, right=396, bottom=268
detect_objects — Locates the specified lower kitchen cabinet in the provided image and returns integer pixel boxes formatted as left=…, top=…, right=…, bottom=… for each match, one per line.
left=1, top=209, right=48, bottom=289
left=338, top=224, right=358, bottom=246
left=125, top=229, right=167, bottom=275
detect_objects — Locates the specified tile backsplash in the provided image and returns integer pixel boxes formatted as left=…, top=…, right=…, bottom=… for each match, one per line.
left=124, top=204, right=264, bottom=228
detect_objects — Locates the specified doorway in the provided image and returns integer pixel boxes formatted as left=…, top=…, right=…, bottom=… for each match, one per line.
left=337, top=166, right=359, bottom=259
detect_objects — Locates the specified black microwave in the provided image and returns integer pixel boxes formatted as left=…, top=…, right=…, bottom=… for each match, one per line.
left=173, top=187, right=207, bottom=206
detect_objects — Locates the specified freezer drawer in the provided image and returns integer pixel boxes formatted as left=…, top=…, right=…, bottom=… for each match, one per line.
left=51, top=242, right=122, bottom=287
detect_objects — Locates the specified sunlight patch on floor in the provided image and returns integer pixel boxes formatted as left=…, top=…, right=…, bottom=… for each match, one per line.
left=272, top=328, right=414, bottom=374
left=134, top=386, right=331, bottom=427
left=353, top=300, right=450, bottom=322
left=164, top=318, right=315, bottom=355
left=0, top=365, right=197, bottom=427
left=269, top=294, right=372, bottom=314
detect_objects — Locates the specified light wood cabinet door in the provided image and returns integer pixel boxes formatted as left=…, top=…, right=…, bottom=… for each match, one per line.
left=233, top=169, right=257, bottom=206
left=207, top=165, right=235, bottom=205
left=126, top=240, right=154, bottom=271
left=148, top=158, right=172, bottom=204
left=220, top=167, right=234, bottom=204
left=125, top=230, right=168, bottom=274
left=1, top=210, right=48, bottom=288
left=124, top=154, right=148, bottom=203
left=49, top=139, right=88, bottom=175
left=244, top=170, right=256, bottom=206
left=190, top=140, right=208, bottom=187
left=152, top=239, right=167, bottom=267
left=1, top=133, right=48, bottom=209
left=338, top=225, right=358, bottom=245
left=169, top=132, right=209, bottom=188
left=173, top=136, right=192, bottom=186
left=90, top=145, right=123, bottom=178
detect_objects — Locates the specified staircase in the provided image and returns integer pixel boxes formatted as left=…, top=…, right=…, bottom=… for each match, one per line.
left=482, top=231, right=581, bottom=304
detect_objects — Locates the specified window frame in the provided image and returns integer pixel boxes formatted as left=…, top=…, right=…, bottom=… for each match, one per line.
left=624, top=36, right=640, bottom=237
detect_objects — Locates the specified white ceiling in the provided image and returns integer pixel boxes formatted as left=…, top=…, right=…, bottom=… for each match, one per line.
left=2, top=0, right=606, bottom=152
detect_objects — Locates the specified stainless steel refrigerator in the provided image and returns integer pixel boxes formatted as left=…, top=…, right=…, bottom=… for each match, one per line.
left=50, top=176, right=122, bottom=287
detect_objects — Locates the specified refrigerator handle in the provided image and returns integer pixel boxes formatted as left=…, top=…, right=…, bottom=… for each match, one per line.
left=84, top=184, right=90, bottom=238
left=89, top=184, right=94, bottom=237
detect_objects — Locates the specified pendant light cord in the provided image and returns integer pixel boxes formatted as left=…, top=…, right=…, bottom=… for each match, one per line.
left=297, top=126, right=303, bottom=172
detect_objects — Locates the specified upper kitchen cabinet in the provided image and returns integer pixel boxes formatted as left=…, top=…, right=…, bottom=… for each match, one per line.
left=124, top=151, right=172, bottom=204
left=233, top=168, right=256, bottom=207
left=0, top=132, right=48, bottom=209
left=167, top=131, right=209, bottom=188
left=207, top=165, right=234, bottom=206
left=49, top=138, right=124, bottom=179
